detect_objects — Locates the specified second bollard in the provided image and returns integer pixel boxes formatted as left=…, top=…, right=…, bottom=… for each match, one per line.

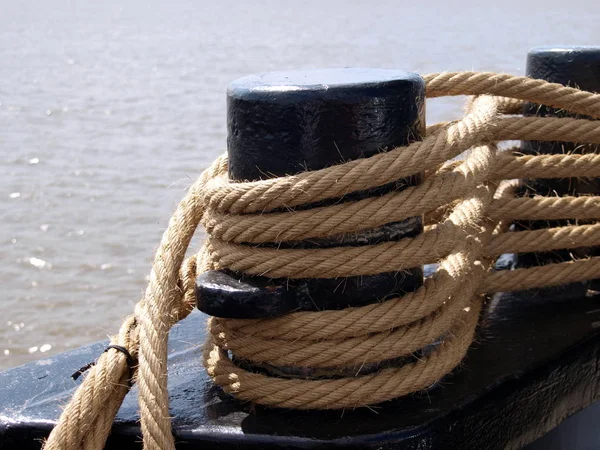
left=516, top=46, right=600, bottom=292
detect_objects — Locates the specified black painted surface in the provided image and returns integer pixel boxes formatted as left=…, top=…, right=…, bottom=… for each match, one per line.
left=1, top=273, right=599, bottom=449
left=517, top=47, right=600, bottom=288
left=526, top=402, right=600, bottom=450
left=197, top=68, right=425, bottom=319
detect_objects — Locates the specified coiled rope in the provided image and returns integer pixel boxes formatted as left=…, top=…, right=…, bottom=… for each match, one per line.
left=42, top=72, right=600, bottom=450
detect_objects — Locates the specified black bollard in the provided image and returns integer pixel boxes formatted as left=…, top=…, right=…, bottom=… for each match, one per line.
left=516, top=46, right=600, bottom=292
left=196, top=68, right=425, bottom=319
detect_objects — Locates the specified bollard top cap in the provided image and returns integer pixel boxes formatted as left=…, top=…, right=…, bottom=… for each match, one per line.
left=227, top=67, right=423, bottom=102
left=529, top=45, right=600, bottom=55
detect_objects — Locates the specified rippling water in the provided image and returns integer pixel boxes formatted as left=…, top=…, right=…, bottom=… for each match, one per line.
left=1, top=0, right=599, bottom=369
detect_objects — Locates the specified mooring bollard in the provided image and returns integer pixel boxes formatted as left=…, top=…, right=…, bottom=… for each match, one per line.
left=516, top=46, right=600, bottom=291
left=196, top=68, right=425, bottom=319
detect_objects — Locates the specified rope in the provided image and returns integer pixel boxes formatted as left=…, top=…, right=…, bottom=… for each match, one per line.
left=42, top=72, right=600, bottom=449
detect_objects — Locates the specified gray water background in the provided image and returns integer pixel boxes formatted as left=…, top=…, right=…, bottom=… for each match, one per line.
left=1, top=0, right=599, bottom=369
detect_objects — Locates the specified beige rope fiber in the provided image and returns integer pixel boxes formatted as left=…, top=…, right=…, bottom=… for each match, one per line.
left=43, top=72, right=600, bottom=450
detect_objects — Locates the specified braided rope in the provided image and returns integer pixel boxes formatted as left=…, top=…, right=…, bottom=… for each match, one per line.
left=42, top=73, right=600, bottom=450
